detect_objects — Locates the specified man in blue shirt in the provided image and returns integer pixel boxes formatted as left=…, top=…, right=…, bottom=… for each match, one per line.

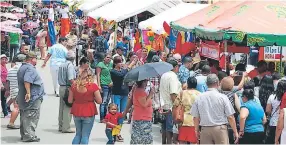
left=178, top=56, right=193, bottom=89
left=17, top=52, right=45, bottom=142
left=116, top=36, right=130, bottom=57
left=195, top=65, right=211, bottom=93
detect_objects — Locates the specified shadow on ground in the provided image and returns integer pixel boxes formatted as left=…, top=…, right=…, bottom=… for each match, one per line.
left=1, top=136, right=21, bottom=143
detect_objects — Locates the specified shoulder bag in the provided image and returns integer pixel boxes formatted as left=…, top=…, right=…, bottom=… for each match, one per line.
left=172, top=91, right=184, bottom=123
left=63, top=63, right=73, bottom=107
left=264, top=101, right=281, bottom=142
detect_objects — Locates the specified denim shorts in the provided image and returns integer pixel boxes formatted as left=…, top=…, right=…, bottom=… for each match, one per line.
left=161, top=110, right=173, bottom=132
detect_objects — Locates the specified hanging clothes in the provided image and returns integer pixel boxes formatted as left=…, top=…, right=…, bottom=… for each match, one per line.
left=168, top=29, right=179, bottom=49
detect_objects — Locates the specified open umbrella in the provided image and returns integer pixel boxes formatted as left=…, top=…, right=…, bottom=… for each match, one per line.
left=0, top=25, right=23, bottom=33
left=0, top=2, right=13, bottom=7
left=1, top=20, right=20, bottom=27
left=14, top=13, right=26, bottom=18
left=11, top=7, right=24, bottom=12
left=124, top=62, right=173, bottom=82
left=2, top=13, right=18, bottom=20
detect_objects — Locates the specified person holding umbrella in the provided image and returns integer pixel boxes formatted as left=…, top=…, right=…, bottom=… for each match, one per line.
left=122, top=58, right=174, bottom=144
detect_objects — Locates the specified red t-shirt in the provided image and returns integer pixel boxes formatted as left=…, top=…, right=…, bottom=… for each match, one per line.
left=132, top=88, right=153, bottom=121
left=70, top=83, right=99, bottom=117
left=248, top=69, right=271, bottom=79
left=104, top=112, right=123, bottom=129
left=280, top=92, right=286, bottom=109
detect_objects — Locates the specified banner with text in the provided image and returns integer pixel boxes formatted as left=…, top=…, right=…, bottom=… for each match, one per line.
left=200, top=42, right=220, bottom=60
left=264, top=46, right=286, bottom=61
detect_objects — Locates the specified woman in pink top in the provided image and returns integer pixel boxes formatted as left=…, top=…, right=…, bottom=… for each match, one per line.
left=1, top=54, right=9, bottom=117
left=130, top=79, right=154, bottom=144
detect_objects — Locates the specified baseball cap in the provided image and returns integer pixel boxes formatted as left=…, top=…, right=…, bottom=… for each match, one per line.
left=25, top=51, right=37, bottom=59
left=0, top=54, right=7, bottom=59
left=123, top=36, right=131, bottom=41
left=15, top=54, right=26, bottom=62
left=116, top=46, right=124, bottom=51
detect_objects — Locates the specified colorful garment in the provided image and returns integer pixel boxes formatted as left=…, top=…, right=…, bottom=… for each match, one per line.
left=168, top=29, right=179, bottom=49
left=130, top=120, right=153, bottom=144
left=150, top=76, right=160, bottom=109
left=178, top=65, right=190, bottom=84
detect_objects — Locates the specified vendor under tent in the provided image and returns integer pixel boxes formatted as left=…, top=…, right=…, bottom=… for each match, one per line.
left=139, top=3, right=209, bottom=35
left=79, top=0, right=113, bottom=13
left=88, top=0, right=180, bottom=22
left=170, top=0, right=286, bottom=73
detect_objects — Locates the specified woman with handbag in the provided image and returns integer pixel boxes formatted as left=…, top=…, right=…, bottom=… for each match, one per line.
left=265, top=80, right=286, bottom=144
left=68, top=70, right=102, bottom=144
left=173, top=77, right=200, bottom=144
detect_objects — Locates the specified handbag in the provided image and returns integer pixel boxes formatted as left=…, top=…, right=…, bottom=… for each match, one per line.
left=264, top=101, right=281, bottom=140
left=63, top=63, right=73, bottom=107
left=172, top=91, right=184, bottom=123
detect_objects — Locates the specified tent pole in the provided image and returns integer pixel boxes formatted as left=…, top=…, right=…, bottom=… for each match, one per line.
left=280, top=46, right=283, bottom=73
left=113, top=22, right=118, bottom=52
left=224, top=40, right=228, bottom=71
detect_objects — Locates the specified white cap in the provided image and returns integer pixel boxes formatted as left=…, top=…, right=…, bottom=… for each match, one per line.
left=0, top=54, right=7, bottom=59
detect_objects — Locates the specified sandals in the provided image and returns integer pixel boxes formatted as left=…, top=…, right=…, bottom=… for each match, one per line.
left=7, top=124, right=20, bottom=129
left=116, top=135, right=124, bottom=142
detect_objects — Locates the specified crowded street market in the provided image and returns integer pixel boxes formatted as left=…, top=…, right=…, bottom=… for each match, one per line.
left=1, top=0, right=286, bottom=144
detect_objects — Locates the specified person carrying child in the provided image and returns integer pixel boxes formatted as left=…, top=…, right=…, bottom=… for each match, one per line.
left=103, top=103, right=124, bottom=144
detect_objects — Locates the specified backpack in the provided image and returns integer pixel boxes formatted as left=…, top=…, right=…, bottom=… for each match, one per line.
left=92, top=36, right=106, bottom=53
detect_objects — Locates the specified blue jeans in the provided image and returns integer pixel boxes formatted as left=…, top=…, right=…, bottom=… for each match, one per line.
left=161, top=110, right=173, bottom=132
left=72, top=116, right=95, bottom=144
left=1, top=90, right=8, bottom=116
left=9, top=44, right=19, bottom=61
left=112, top=95, right=128, bottom=124
left=100, top=85, right=111, bottom=120
left=105, top=128, right=115, bottom=144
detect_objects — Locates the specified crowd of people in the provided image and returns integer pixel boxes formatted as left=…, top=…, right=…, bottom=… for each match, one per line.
left=1, top=2, right=286, bottom=145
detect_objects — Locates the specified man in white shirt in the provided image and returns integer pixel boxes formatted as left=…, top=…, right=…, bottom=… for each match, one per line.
left=159, top=57, right=181, bottom=144
left=42, top=37, right=68, bottom=97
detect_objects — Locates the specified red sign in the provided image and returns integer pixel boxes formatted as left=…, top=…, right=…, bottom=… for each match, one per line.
left=200, top=42, right=220, bottom=60
left=275, top=54, right=284, bottom=59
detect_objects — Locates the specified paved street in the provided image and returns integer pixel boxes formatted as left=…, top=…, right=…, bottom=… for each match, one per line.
left=1, top=59, right=162, bottom=144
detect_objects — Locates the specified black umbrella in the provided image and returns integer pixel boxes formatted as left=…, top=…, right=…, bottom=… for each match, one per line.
left=124, top=62, right=173, bottom=82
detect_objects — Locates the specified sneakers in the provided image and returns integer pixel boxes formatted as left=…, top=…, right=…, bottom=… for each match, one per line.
left=55, top=91, right=59, bottom=97
left=23, top=137, right=40, bottom=142
left=62, top=129, right=75, bottom=133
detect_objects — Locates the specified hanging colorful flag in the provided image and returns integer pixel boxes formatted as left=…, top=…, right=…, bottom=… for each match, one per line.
left=185, top=32, right=193, bottom=42
left=168, top=28, right=179, bottom=49
left=48, top=7, right=56, bottom=46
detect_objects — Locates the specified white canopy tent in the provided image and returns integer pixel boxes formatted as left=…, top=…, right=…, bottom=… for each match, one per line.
left=78, top=0, right=113, bottom=12
left=88, top=0, right=180, bottom=22
left=139, top=3, right=209, bottom=34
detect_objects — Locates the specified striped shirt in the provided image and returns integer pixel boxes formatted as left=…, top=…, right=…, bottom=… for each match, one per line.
left=7, top=63, right=22, bottom=99
left=191, top=88, right=235, bottom=126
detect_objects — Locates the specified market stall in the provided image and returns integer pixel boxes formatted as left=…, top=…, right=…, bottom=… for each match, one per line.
left=139, top=3, right=208, bottom=35
left=88, top=0, right=180, bottom=51
left=170, top=0, right=286, bottom=72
